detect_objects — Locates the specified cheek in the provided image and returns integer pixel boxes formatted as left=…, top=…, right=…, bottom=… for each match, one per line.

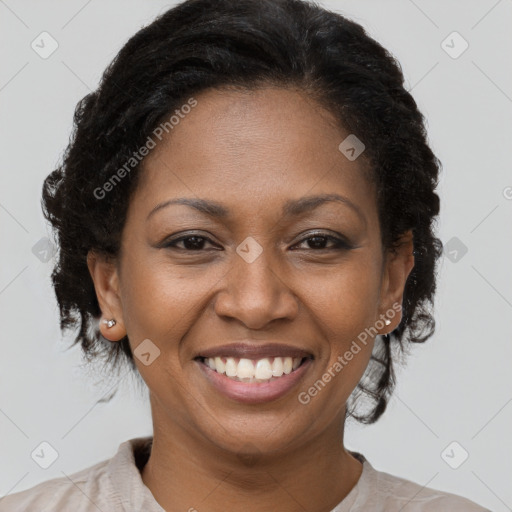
left=119, top=261, right=201, bottom=407
left=303, top=256, right=381, bottom=381
left=305, top=255, right=382, bottom=333
left=118, top=256, right=197, bottom=356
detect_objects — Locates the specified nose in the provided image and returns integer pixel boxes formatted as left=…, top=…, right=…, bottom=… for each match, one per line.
left=213, top=248, right=299, bottom=330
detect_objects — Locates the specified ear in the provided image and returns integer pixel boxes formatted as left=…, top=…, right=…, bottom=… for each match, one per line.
left=86, top=250, right=126, bottom=341
left=378, top=230, right=415, bottom=332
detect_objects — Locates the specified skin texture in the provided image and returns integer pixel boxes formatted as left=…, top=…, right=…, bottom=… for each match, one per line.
left=87, top=86, right=414, bottom=512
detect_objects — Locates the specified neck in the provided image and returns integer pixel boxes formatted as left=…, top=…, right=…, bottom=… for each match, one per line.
left=141, top=405, right=362, bottom=512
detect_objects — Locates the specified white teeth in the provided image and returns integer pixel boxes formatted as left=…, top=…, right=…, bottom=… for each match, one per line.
left=204, top=356, right=304, bottom=382
left=225, top=358, right=237, bottom=377
left=237, top=358, right=254, bottom=379
left=272, top=357, right=284, bottom=377
left=255, top=358, right=273, bottom=380
left=214, top=356, right=225, bottom=374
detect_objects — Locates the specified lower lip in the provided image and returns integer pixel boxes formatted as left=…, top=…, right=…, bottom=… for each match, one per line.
left=197, top=358, right=313, bottom=404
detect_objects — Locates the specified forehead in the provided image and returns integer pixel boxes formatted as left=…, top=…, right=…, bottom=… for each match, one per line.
left=131, top=86, right=376, bottom=222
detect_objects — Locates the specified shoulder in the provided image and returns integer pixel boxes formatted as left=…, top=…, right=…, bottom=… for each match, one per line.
left=372, top=468, right=489, bottom=511
left=0, top=452, right=117, bottom=511
left=350, top=453, right=490, bottom=512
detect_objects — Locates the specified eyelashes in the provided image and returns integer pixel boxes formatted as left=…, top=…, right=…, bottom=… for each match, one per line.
left=292, top=234, right=353, bottom=251
left=164, top=235, right=217, bottom=251
left=163, top=232, right=354, bottom=252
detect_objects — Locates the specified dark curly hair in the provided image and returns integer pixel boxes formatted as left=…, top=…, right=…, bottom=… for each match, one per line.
left=41, top=0, right=442, bottom=424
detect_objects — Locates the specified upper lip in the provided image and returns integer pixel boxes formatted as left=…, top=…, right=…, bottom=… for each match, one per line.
left=196, top=343, right=313, bottom=360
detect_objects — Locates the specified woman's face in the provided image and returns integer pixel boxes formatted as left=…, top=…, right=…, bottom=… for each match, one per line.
left=88, top=86, right=413, bottom=455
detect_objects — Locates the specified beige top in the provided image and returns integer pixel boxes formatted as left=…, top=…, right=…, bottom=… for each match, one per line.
left=0, top=437, right=490, bottom=511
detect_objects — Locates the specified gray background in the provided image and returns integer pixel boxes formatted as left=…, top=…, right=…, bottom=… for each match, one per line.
left=1, top=1, right=511, bottom=510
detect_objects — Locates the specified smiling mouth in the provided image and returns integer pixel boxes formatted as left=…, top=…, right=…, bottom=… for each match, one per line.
left=196, top=356, right=311, bottom=383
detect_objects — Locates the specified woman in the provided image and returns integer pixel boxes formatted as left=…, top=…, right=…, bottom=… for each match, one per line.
left=0, top=0, right=490, bottom=510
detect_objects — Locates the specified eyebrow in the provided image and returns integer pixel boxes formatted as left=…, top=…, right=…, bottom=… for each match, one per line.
left=146, top=193, right=365, bottom=223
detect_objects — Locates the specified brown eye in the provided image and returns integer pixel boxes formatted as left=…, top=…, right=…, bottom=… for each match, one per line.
left=293, top=233, right=352, bottom=251
left=164, top=234, right=219, bottom=251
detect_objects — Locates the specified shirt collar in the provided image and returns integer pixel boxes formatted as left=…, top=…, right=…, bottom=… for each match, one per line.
left=106, top=437, right=371, bottom=512
left=107, top=436, right=165, bottom=512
